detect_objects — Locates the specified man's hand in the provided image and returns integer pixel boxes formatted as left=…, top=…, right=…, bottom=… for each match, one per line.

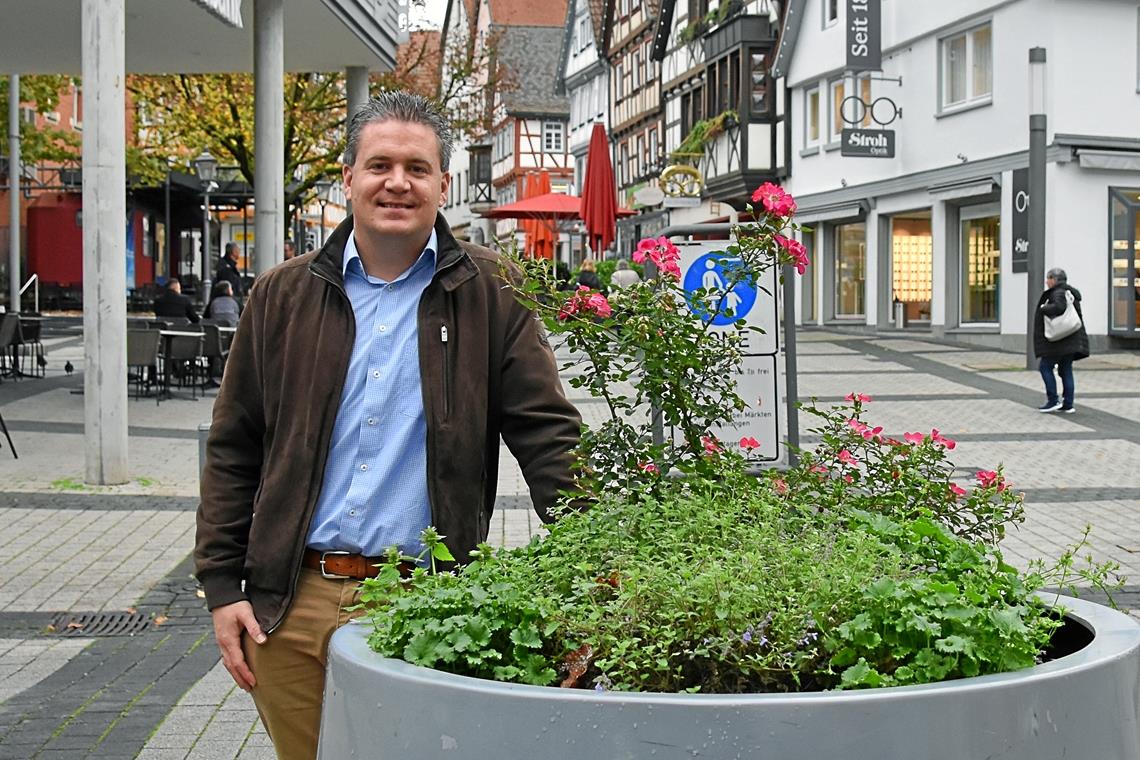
left=212, top=600, right=266, bottom=691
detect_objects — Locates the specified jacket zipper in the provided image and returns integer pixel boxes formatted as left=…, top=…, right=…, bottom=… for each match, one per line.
left=440, top=324, right=451, bottom=420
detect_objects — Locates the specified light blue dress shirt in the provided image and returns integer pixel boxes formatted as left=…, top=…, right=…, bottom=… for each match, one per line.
left=306, top=230, right=437, bottom=559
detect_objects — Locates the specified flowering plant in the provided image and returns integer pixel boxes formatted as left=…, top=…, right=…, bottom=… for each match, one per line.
left=361, top=185, right=1119, bottom=694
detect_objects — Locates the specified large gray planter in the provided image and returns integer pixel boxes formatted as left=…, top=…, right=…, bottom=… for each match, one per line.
left=319, top=595, right=1140, bottom=759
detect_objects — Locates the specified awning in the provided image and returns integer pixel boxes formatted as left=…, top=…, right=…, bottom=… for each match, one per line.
left=927, top=177, right=1000, bottom=201
left=792, top=200, right=869, bottom=224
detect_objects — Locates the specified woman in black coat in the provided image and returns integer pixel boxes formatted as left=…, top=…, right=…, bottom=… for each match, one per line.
left=1033, top=267, right=1089, bottom=413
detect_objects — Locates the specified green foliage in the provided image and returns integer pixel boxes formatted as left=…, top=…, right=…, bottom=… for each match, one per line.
left=0, top=76, right=81, bottom=165
left=362, top=187, right=1122, bottom=695
left=672, top=110, right=739, bottom=161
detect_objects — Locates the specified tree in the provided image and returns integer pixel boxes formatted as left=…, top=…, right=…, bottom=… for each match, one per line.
left=128, top=72, right=346, bottom=221
left=0, top=76, right=81, bottom=167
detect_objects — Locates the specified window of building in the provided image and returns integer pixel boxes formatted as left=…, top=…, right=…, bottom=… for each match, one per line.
left=1109, top=188, right=1140, bottom=334
left=828, top=78, right=845, bottom=142
left=578, top=16, right=590, bottom=52
left=801, top=228, right=816, bottom=321
left=941, top=23, right=993, bottom=111
left=804, top=85, right=821, bottom=146
left=71, top=81, right=83, bottom=130
left=688, top=0, right=709, bottom=23
left=748, top=49, right=771, bottom=116
left=633, top=49, right=642, bottom=89
left=823, top=0, right=839, bottom=27
left=960, top=214, right=1000, bottom=323
left=636, top=134, right=645, bottom=179
left=857, top=74, right=872, bottom=126
left=891, top=213, right=933, bottom=323
left=834, top=222, right=866, bottom=317
left=648, top=128, right=659, bottom=173
left=619, top=143, right=629, bottom=186
left=706, top=51, right=741, bottom=116
left=543, top=121, right=565, bottom=152
left=680, top=85, right=705, bottom=136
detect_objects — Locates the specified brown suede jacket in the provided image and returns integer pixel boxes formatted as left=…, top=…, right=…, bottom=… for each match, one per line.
left=194, top=214, right=582, bottom=633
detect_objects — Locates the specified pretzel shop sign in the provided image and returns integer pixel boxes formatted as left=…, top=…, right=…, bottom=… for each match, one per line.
left=846, top=0, right=881, bottom=72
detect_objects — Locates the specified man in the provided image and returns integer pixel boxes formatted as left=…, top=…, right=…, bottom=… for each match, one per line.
left=195, top=91, right=581, bottom=760
left=216, top=242, right=244, bottom=298
left=153, top=278, right=199, bottom=323
left=283, top=240, right=296, bottom=261
left=609, top=258, right=641, bottom=290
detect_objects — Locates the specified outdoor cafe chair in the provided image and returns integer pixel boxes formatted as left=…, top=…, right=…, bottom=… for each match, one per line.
left=161, top=332, right=206, bottom=400
left=15, top=317, right=45, bottom=378
left=126, top=329, right=162, bottom=405
left=0, top=406, right=15, bottom=458
left=201, top=324, right=229, bottom=382
left=0, top=314, right=20, bottom=381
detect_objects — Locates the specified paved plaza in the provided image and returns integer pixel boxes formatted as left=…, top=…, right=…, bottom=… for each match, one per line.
left=0, top=322, right=1137, bottom=759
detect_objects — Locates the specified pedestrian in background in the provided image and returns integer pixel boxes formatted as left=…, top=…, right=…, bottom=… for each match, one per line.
left=216, top=242, right=244, bottom=299
left=576, top=258, right=602, bottom=290
left=609, top=258, right=641, bottom=290
left=153, top=278, right=199, bottom=324
left=204, top=281, right=240, bottom=327
left=1034, top=267, right=1089, bottom=413
left=283, top=240, right=297, bottom=261
left=195, top=91, right=581, bottom=760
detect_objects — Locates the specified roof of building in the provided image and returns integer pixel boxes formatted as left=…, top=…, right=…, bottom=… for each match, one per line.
left=487, top=0, right=568, bottom=26
left=497, top=24, right=571, bottom=116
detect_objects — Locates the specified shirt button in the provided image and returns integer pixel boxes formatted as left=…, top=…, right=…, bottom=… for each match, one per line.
left=367, top=417, right=376, bottom=425
left=372, top=370, right=381, bottom=379
left=377, top=325, right=388, bottom=333
left=349, top=509, right=357, bottom=516
left=360, top=464, right=368, bottom=472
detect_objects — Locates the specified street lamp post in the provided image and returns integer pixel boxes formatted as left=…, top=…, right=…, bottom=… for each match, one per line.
left=1025, top=48, right=1047, bottom=370
left=315, top=178, right=333, bottom=248
left=193, top=149, right=218, bottom=303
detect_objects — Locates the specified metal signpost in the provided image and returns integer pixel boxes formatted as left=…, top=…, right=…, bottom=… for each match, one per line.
left=651, top=225, right=800, bottom=467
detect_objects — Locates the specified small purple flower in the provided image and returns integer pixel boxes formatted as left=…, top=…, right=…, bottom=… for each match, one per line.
left=594, top=682, right=606, bottom=693
left=742, top=630, right=753, bottom=643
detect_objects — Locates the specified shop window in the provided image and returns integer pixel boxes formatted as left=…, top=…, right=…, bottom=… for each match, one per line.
left=941, top=23, right=993, bottom=111
left=1109, top=188, right=1140, bottom=333
left=891, top=214, right=933, bottom=323
left=834, top=222, right=866, bottom=317
left=681, top=86, right=706, bottom=136
left=960, top=215, right=1000, bottom=323
left=802, top=228, right=816, bottom=321
left=804, top=86, right=821, bottom=147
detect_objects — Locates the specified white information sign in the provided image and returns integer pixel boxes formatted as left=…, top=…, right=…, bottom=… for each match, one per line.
left=673, top=240, right=783, bottom=462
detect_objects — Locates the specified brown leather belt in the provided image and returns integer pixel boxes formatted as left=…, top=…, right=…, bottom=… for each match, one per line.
left=302, top=549, right=413, bottom=580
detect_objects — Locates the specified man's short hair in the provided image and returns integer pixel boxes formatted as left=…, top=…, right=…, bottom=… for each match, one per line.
left=1046, top=267, right=1067, bottom=283
left=225, top=242, right=239, bottom=257
left=167, top=278, right=181, bottom=290
left=343, top=90, right=454, bottom=172
left=219, top=281, right=233, bottom=295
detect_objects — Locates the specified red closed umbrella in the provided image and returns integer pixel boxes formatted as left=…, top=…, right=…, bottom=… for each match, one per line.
left=580, top=123, right=619, bottom=257
left=520, top=172, right=539, bottom=257
left=533, top=170, right=555, bottom=260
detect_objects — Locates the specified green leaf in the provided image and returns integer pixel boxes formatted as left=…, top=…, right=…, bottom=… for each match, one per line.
left=989, top=607, right=1028, bottom=636
left=935, top=635, right=969, bottom=653
left=840, top=659, right=883, bottom=689
left=404, top=632, right=449, bottom=667
left=510, top=621, right=543, bottom=649
left=431, top=542, right=456, bottom=562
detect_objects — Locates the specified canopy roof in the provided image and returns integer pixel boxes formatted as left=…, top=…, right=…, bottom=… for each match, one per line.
left=483, top=191, right=635, bottom=220
left=0, top=0, right=403, bottom=74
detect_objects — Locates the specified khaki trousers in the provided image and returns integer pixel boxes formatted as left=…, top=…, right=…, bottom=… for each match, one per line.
left=243, top=568, right=364, bottom=760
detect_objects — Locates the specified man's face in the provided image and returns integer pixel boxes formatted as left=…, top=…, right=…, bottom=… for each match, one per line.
left=1046, top=276, right=1056, bottom=289
left=343, top=119, right=450, bottom=242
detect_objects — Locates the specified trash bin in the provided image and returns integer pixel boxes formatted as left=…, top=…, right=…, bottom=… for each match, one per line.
left=198, top=422, right=211, bottom=480
left=893, top=300, right=907, bottom=329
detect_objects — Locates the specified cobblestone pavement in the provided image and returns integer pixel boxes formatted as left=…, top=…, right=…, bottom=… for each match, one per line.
left=0, top=323, right=1137, bottom=758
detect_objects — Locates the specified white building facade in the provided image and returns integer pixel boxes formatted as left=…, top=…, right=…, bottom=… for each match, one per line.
left=779, top=0, right=1140, bottom=348
left=558, top=0, right=610, bottom=195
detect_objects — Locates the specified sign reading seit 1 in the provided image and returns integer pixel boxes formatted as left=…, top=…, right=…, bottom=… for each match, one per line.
left=841, top=128, right=895, bottom=158
left=846, top=0, right=881, bottom=72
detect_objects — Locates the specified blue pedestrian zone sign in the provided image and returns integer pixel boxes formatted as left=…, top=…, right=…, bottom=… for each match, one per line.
left=682, top=251, right=757, bottom=326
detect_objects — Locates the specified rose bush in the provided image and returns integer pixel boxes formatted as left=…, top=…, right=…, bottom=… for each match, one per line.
left=361, top=187, right=1119, bottom=694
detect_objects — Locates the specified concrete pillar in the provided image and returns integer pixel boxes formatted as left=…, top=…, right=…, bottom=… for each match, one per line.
left=81, top=0, right=129, bottom=484
left=254, top=0, right=284, bottom=272
left=344, top=66, right=369, bottom=218
left=7, top=74, right=19, bottom=313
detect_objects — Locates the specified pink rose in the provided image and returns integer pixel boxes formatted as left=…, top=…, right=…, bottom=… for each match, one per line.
left=750, top=182, right=797, bottom=217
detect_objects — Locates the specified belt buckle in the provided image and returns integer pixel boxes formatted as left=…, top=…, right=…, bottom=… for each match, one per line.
left=319, top=550, right=352, bottom=579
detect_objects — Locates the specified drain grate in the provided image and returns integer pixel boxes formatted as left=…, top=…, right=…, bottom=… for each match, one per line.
left=50, top=611, right=153, bottom=637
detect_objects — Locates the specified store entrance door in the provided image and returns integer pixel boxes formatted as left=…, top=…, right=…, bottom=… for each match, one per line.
left=1110, top=189, right=1140, bottom=336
